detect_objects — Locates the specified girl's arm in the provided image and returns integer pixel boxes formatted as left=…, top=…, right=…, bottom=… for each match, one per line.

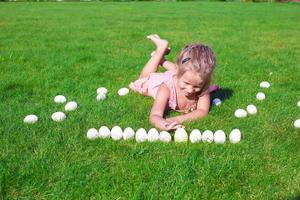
left=167, top=93, right=210, bottom=123
left=150, top=84, right=183, bottom=130
left=161, top=59, right=177, bottom=71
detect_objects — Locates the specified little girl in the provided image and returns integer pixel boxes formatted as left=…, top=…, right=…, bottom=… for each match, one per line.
left=129, top=34, right=218, bottom=131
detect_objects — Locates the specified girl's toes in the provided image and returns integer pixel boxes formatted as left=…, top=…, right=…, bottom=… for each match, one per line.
left=147, top=34, right=155, bottom=40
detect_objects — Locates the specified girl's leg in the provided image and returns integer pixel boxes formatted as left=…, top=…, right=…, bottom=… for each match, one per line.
left=139, top=35, right=169, bottom=79
left=150, top=46, right=177, bottom=71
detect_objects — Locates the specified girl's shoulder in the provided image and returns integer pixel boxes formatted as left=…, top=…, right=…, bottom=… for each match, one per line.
left=164, top=69, right=177, bottom=76
left=157, top=82, right=171, bottom=94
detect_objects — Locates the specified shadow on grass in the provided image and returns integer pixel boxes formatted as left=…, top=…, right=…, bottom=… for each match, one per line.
left=291, top=195, right=300, bottom=200
left=164, top=87, right=234, bottom=118
left=210, top=87, right=234, bottom=105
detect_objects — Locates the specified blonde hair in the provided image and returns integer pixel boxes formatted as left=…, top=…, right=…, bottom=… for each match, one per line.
left=176, top=43, right=216, bottom=94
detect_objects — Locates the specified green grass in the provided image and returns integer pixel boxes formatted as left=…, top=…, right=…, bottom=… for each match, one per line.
left=0, top=2, right=300, bottom=199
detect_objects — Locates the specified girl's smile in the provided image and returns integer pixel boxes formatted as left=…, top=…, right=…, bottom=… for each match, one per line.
left=177, top=70, right=203, bottom=97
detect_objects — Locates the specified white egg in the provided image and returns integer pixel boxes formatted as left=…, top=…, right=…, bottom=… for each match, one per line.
left=87, top=128, right=99, bottom=140
left=118, top=88, right=129, bottom=96
left=234, top=109, right=247, bottom=118
left=246, top=104, right=257, bottom=115
left=51, top=111, right=66, bottom=122
left=189, top=129, right=201, bottom=143
left=96, top=93, right=106, bottom=101
left=111, top=126, right=123, bottom=141
left=212, top=98, right=222, bottom=106
left=147, top=128, right=159, bottom=142
left=135, top=128, right=148, bottom=143
left=97, top=87, right=108, bottom=94
left=98, top=126, right=110, bottom=139
left=159, top=131, right=172, bottom=143
left=229, top=129, right=241, bottom=144
left=294, top=119, right=300, bottom=128
left=297, top=101, right=300, bottom=107
left=65, top=101, right=78, bottom=111
left=202, top=130, right=214, bottom=143
left=214, top=130, right=226, bottom=144
left=256, top=92, right=265, bottom=101
left=123, top=127, right=135, bottom=140
left=259, top=81, right=270, bottom=88
left=174, top=128, right=188, bottom=143
left=54, top=95, right=67, bottom=104
left=24, top=114, right=38, bottom=124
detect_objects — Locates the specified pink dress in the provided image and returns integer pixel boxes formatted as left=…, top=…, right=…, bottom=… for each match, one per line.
left=129, top=70, right=219, bottom=111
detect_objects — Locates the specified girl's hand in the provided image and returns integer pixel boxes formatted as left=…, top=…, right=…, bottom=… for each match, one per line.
left=165, top=120, right=184, bottom=131
left=166, top=116, right=182, bottom=124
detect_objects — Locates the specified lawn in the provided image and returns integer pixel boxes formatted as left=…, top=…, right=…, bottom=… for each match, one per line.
left=0, top=2, right=299, bottom=199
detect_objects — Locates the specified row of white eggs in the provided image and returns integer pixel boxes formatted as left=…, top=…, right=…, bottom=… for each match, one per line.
left=87, top=126, right=242, bottom=144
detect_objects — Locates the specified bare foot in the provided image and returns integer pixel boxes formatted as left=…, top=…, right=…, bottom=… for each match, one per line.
left=147, top=34, right=169, bottom=51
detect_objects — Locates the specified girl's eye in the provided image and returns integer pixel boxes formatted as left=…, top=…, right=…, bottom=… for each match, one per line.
left=196, top=84, right=204, bottom=88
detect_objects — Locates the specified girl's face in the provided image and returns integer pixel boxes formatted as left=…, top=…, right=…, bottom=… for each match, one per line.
left=177, top=70, right=204, bottom=97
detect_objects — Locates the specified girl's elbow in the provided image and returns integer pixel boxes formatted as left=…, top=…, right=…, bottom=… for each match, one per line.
left=196, top=109, right=209, bottom=118
left=149, top=115, right=156, bottom=125
left=202, top=110, right=209, bottom=116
